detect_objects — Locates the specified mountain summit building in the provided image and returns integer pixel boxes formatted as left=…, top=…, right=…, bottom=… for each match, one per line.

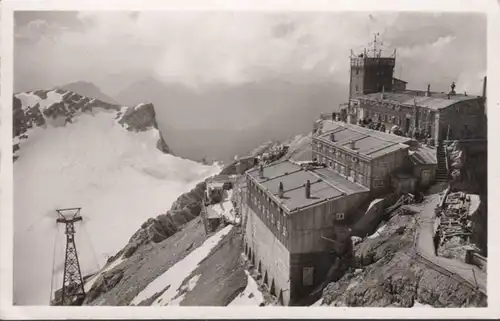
left=242, top=36, right=486, bottom=306
left=244, top=160, right=370, bottom=305
left=343, top=37, right=487, bottom=144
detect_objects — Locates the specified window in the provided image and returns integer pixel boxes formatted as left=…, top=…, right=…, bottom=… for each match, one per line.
left=356, top=69, right=359, bottom=75
left=277, top=221, right=281, bottom=231
left=355, top=85, right=359, bottom=92
left=329, top=161, right=333, bottom=168
left=283, top=226, right=287, bottom=237
left=302, top=267, right=314, bottom=286
left=336, top=212, right=345, bottom=220
left=373, top=179, right=384, bottom=187
left=271, top=213, right=275, bottom=224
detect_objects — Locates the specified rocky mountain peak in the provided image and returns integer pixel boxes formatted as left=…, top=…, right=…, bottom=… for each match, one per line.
left=13, top=89, right=171, bottom=160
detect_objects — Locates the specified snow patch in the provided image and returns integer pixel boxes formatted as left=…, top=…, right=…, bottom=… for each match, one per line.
left=468, top=194, right=481, bottom=216
left=131, top=225, right=234, bottom=306
left=413, top=300, right=435, bottom=308
left=367, top=223, right=387, bottom=239
left=311, top=298, right=324, bottom=306
left=367, top=198, right=384, bottom=212
left=168, top=274, right=201, bottom=306
left=228, top=270, right=264, bottom=306
left=17, top=90, right=64, bottom=111
left=14, top=110, right=220, bottom=305
left=84, top=256, right=126, bottom=293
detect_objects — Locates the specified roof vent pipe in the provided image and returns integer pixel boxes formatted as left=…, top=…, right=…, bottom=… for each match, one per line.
left=330, top=133, right=335, bottom=142
left=426, top=84, right=431, bottom=97
left=483, top=76, right=487, bottom=98
left=349, top=140, right=356, bottom=150
left=305, top=180, right=311, bottom=199
left=278, top=182, right=284, bottom=198
left=258, top=164, right=264, bottom=178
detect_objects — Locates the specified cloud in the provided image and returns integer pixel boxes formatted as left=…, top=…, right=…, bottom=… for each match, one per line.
left=14, top=11, right=486, bottom=95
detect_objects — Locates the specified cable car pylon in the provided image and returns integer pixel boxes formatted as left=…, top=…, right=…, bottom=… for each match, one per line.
left=53, top=207, right=86, bottom=306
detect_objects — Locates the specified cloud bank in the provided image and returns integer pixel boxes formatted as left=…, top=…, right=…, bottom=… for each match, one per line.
left=14, top=11, right=486, bottom=95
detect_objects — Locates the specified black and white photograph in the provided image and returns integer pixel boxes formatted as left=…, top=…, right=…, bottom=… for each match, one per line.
left=1, top=0, right=499, bottom=318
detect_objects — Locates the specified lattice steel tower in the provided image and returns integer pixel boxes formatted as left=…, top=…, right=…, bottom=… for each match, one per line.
left=55, top=208, right=86, bottom=306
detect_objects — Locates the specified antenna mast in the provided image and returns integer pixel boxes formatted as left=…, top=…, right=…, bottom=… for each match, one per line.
left=54, top=207, right=86, bottom=306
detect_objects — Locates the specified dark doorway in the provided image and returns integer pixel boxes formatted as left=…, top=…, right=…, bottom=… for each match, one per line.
left=404, top=116, right=411, bottom=134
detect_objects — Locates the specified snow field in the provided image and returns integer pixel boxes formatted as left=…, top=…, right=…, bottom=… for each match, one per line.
left=14, top=108, right=220, bottom=305
left=131, top=225, right=234, bottom=306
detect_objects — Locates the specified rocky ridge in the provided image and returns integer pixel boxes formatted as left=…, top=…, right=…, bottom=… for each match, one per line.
left=13, top=89, right=171, bottom=160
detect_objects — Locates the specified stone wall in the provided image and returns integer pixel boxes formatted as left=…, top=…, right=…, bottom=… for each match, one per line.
left=244, top=205, right=291, bottom=305
left=438, top=99, right=486, bottom=141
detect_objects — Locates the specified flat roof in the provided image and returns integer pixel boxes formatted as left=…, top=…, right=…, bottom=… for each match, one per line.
left=247, top=160, right=369, bottom=213
left=408, top=146, right=437, bottom=165
left=356, top=90, right=481, bottom=111
left=318, top=121, right=411, bottom=159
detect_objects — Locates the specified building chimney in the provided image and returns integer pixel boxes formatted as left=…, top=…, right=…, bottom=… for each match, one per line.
left=278, top=182, right=284, bottom=198
left=330, top=133, right=335, bottom=142
left=482, top=76, right=487, bottom=98
left=349, top=140, right=356, bottom=150
left=381, top=86, right=385, bottom=99
left=305, top=180, right=311, bottom=199
left=426, top=84, right=431, bottom=97
left=259, top=164, right=264, bottom=178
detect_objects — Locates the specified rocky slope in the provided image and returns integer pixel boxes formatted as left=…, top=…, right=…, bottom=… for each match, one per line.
left=320, top=213, right=487, bottom=307
left=447, top=140, right=487, bottom=256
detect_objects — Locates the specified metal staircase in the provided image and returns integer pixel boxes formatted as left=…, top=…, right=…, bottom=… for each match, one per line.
left=436, top=141, right=449, bottom=182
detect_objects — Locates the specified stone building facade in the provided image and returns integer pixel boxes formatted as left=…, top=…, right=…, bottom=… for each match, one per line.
left=243, top=160, right=369, bottom=305
left=349, top=89, right=486, bottom=144
left=312, top=121, right=411, bottom=195
left=344, top=42, right=487, bottom=144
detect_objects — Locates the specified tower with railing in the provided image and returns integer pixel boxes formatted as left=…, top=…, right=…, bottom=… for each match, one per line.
left=349, top=33, right=396, bottom=99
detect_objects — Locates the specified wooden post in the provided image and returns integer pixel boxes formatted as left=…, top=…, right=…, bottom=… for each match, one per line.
left=472, top=268, right=479, bottom=290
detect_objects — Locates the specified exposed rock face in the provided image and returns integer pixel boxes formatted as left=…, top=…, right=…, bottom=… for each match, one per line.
left=119, top=103, right=159, bottom=132
left=117, top=103, right=171, bottom=154
left=321, top=215, right=487, bottom=307
left=13, top=90, right=171, bottom=159
left=446, top=140, right=487, bottom=255
left=13, top=96, right=46, bottom=137
left=108, top=180, right=207, bottom=262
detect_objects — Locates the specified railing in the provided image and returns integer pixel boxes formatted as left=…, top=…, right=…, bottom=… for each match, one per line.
left=444, top=143, right=450, bottom=178
left=413, top=220, right=485, bottom=294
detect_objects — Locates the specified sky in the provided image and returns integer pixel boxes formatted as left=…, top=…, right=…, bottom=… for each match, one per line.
left=14, top=11, right=486, bottom=96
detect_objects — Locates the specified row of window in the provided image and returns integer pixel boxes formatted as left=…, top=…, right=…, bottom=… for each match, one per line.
left=315, top=155, right=366, bottom=185
left=247, top=183, right=290, bottom=246
left=365, top=110, right=403, bottom=125
left=313, top=152, right=387, bottom=189
left=315, top=142, right=361, bottom=164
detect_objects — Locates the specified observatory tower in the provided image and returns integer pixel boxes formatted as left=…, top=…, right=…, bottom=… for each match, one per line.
left=349, top=33, right=396, bottom=99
